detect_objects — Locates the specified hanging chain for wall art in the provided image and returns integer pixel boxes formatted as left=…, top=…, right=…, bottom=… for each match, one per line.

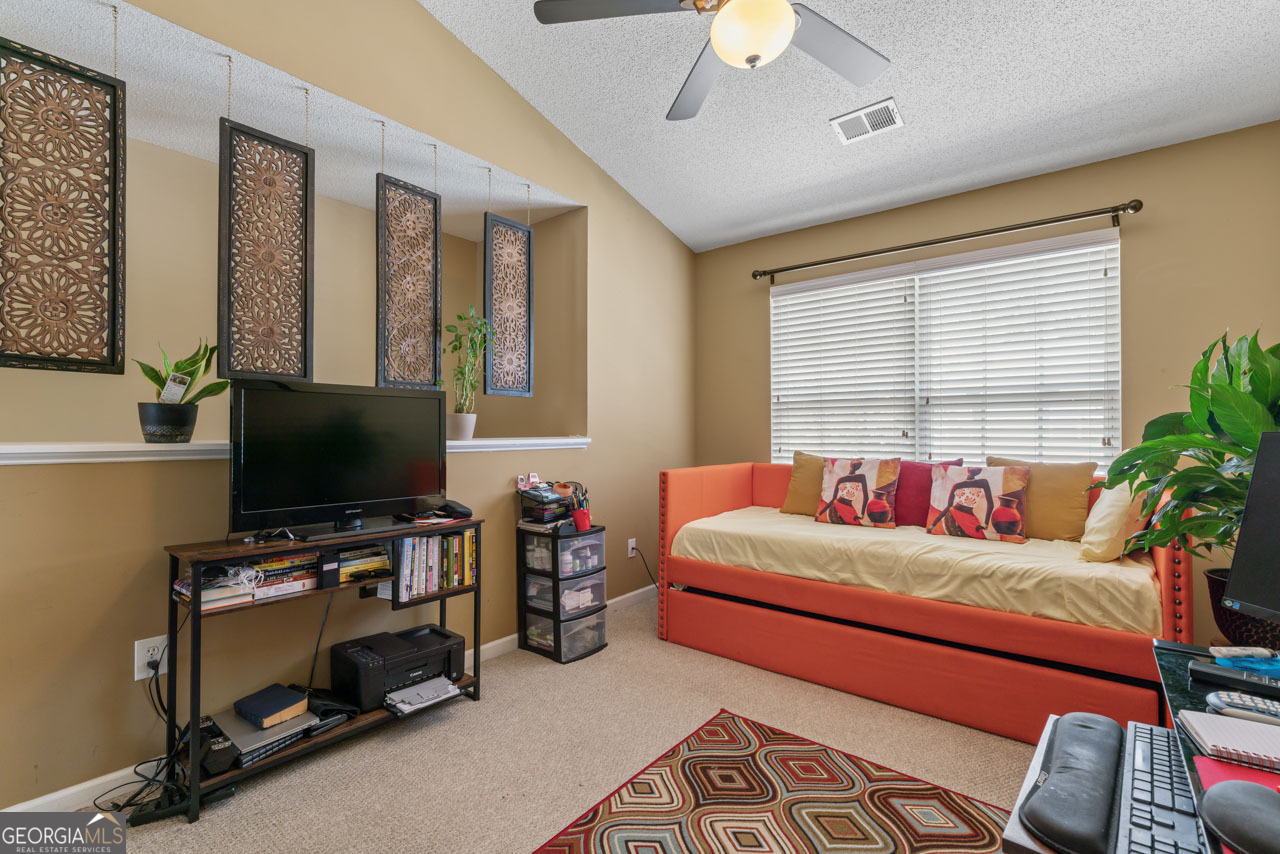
left=484, top=180, right=534, bottom=397
left=376, top=122, right=442, bottom=389
left=217, top=115, right=314, bottom=380
left=0, top=35, right=127, bottom=374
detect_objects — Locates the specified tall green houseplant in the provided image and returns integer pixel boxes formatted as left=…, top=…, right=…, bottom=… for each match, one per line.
left=1103, top=332, right=1280, bottom=559
left=444, top=306, right=492, bottom=440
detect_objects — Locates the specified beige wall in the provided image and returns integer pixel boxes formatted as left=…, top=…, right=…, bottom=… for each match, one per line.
left=445, top=209, right=591, bottom=438
left=0, top=0, right=695, bottom=807
left=693, top=120, right=1280, bottom=644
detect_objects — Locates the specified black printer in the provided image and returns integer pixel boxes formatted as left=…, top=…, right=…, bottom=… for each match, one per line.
left=330, top=624, right=465, bottom=713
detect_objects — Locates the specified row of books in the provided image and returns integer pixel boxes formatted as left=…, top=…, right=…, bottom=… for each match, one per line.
left=336, top=545, right=391, bottom=582
left=380, top=531, right=477, bottom=603
left=173, top=545, right=389, bottom=613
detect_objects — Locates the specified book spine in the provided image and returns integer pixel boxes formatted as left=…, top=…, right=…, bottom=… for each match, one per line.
left=416, top=536, right=425, bottom=598
left=254, top=577, right=317, bottom=600
left=253, top=553, right=319, bottom=570
left=400, top=539, right=410, bottom=602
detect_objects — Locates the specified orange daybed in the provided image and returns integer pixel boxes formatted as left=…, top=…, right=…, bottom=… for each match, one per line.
left=658, top=462, right=1192, bottom=744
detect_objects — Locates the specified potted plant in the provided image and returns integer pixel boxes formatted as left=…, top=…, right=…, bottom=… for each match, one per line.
left=134, top=340, right=229, bottom=443
left=444, top=306, right=492, bottom=441
left=1102, top=332, right=1280, bottom=645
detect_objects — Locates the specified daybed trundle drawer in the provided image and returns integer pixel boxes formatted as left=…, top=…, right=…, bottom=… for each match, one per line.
left=664, top=589, right=1159, bottom=744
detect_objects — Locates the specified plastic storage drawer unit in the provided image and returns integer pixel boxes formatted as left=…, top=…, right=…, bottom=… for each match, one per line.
left=555, top=530, right=605, bottom=577
left=524, top=610, right=607, bottom=663
left=526, top=570, right=606, bottom=619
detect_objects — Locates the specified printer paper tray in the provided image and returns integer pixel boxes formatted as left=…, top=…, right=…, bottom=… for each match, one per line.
left=384, top=676, right=460, bottom=718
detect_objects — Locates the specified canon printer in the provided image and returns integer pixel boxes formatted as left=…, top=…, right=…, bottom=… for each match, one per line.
left=330, top=624, right=464, bottom=713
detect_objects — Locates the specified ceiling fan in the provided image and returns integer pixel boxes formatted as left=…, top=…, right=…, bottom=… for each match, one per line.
left=532, top=0, right=890, bottom=121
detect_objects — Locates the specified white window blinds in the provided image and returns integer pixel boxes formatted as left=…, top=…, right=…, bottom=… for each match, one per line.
left=770, top=229, right=1121, bottom=466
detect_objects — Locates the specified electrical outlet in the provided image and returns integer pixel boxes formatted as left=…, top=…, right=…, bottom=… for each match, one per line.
left=133, top=634, right=168, bottom=681
left=627, top=538, right=637, bottom=558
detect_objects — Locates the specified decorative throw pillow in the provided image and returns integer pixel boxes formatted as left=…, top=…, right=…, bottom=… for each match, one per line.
left=927, top=464, right=1030, bottom=543
left=1080, top=482, right=1149, bottom=562
left=987, top=456, right=1097, bottom=541
left=780, top=451, right=828, bottom=516
left=815, top=457, right=901, bottom=528
left=894, top=458, right=962, bottom=527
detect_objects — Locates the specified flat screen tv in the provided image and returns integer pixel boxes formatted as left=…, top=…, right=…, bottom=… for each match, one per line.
left=230, top=380, right=446, bottom=534
left=1223, top=430, right=1280, bottom=625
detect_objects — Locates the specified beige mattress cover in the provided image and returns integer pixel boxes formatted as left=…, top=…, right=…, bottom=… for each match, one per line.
left=671, top=506, right=1162, bottom=635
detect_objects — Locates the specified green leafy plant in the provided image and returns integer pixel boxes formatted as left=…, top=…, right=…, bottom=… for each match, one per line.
left=444, top=306, right=492, bottom=415
left=1103, top=332, right=1280, bottom=558
left=134, top=340, right=229, bottom=405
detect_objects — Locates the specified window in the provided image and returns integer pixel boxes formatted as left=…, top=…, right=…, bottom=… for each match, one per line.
left=770, top=229, right=1121, bottom=465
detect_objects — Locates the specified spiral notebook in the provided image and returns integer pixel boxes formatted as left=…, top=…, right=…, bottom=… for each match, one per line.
left=1178, top=710, right=1280, bottom=772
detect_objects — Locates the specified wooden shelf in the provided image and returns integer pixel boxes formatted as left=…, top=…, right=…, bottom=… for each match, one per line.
left=196, top=674, right=477, bottom=792
left=395, top=583, right=477, bottom=608
left=175, top=575, right=391, bottom=618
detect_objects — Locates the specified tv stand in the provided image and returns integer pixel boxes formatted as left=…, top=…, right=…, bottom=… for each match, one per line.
left=138, top=518, right=483, bottom=824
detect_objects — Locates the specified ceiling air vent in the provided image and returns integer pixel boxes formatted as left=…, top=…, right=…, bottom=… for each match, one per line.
left=830, top=98, right=902, bottom=145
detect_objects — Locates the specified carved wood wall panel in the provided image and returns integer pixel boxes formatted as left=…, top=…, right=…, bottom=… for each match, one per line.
left=0, top=37, right=125, bottom=374
left=484, top=213, right=533, bottom=397
left=376, top=174, right=441, bottom=389
left=217, top=118, right=313, bottom=380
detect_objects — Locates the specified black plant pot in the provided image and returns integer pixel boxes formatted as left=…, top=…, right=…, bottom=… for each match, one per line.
left=1205, top=567, right=1280, bottom=648
left=138, top=402, right=199, bottom=444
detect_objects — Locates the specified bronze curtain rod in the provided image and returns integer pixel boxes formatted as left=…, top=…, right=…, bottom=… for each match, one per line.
left=751, top=199, right=1144, bottom=283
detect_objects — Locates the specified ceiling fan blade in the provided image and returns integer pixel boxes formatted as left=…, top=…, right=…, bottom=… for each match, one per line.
left=790, top=4, right=890, bottom=87
left=666, top=40, right=723, bottom=121
left=534, top=0, right=690, bottom=24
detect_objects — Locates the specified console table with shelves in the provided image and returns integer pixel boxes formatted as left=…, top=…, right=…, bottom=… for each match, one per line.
left=138, top=519, right=483, bottom=825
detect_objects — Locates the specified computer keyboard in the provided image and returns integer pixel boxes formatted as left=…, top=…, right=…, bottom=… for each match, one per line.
left=1117, top=722, right=1207, bottom=854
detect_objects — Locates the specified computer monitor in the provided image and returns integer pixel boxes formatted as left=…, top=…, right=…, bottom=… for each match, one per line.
left=1222, top=431, right=1280, bottom=624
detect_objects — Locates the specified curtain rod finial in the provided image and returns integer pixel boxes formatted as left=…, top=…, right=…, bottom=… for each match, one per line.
left=752, top=270, right=765, bottom=280
left=1125, top=199, right=1143, bottom=214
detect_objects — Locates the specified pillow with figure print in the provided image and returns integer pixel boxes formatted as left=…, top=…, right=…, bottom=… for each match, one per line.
left=815, top=457, right=901, bottom=528
left=926, top=464, right=1030, bottom=543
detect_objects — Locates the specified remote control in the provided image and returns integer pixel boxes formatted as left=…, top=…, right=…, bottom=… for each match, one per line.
left=1210, top=646, right=1277, bottom=659
left=1189, top=660, right=1280, bottom=700
left=1206, top=691, right=1280, bottom=726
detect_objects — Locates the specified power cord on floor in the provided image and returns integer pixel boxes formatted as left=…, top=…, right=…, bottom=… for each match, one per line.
left=633, top=546, right=659, bottom=589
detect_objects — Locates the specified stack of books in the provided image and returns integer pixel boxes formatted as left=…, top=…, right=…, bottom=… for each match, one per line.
left=379, top=530, right=477, bottom=603
left=173, top=570, right=255, bottom=613
left=337, top=546, right=390, bottom=582
left=250, top=552, right=319, bottom=601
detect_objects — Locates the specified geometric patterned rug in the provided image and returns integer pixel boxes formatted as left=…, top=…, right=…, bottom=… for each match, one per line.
left=533, top=710, right=1009, bottom=854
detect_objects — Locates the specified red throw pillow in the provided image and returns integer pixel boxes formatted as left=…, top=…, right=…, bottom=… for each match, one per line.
left=815, top=457, right=901, bottom=528
left=894, top=459, right=961, bottom=527
left=926, top=464, right=1030, bottom=543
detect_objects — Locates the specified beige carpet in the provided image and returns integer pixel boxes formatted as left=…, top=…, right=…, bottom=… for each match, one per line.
left=128, top=594, right=1033, bottom=853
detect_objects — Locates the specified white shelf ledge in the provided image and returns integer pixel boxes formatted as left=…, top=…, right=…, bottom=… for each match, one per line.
left=446, top=436, right=591, bottom=454
left=0, top=436, right=592, bottom=466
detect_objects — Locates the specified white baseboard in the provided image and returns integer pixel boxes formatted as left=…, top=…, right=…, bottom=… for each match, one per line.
left=5, top=582, right=658, bottom=813
left=3, top=765, right=145, bottom=814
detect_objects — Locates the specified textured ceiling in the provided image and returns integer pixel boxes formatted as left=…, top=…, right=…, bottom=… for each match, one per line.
left=0, top=0, right=580, bottom=242
left=419, top=0, right=1280, bottom=251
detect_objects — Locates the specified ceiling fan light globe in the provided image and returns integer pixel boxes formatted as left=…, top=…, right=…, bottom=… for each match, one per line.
left=709, top=0, right=796, bottom=70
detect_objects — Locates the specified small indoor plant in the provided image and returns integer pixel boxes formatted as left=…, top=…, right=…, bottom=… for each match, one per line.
left=134, top=340, right=229, bottom=443
left=444, top=306, right=492, bottom=441
left=1102, top=332, right=1280, bottom=644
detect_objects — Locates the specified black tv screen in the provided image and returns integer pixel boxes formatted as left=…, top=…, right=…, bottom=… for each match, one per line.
left=1224, top=431, right=1280, bottom=624
left=230, top=380, right=446, bottom=532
